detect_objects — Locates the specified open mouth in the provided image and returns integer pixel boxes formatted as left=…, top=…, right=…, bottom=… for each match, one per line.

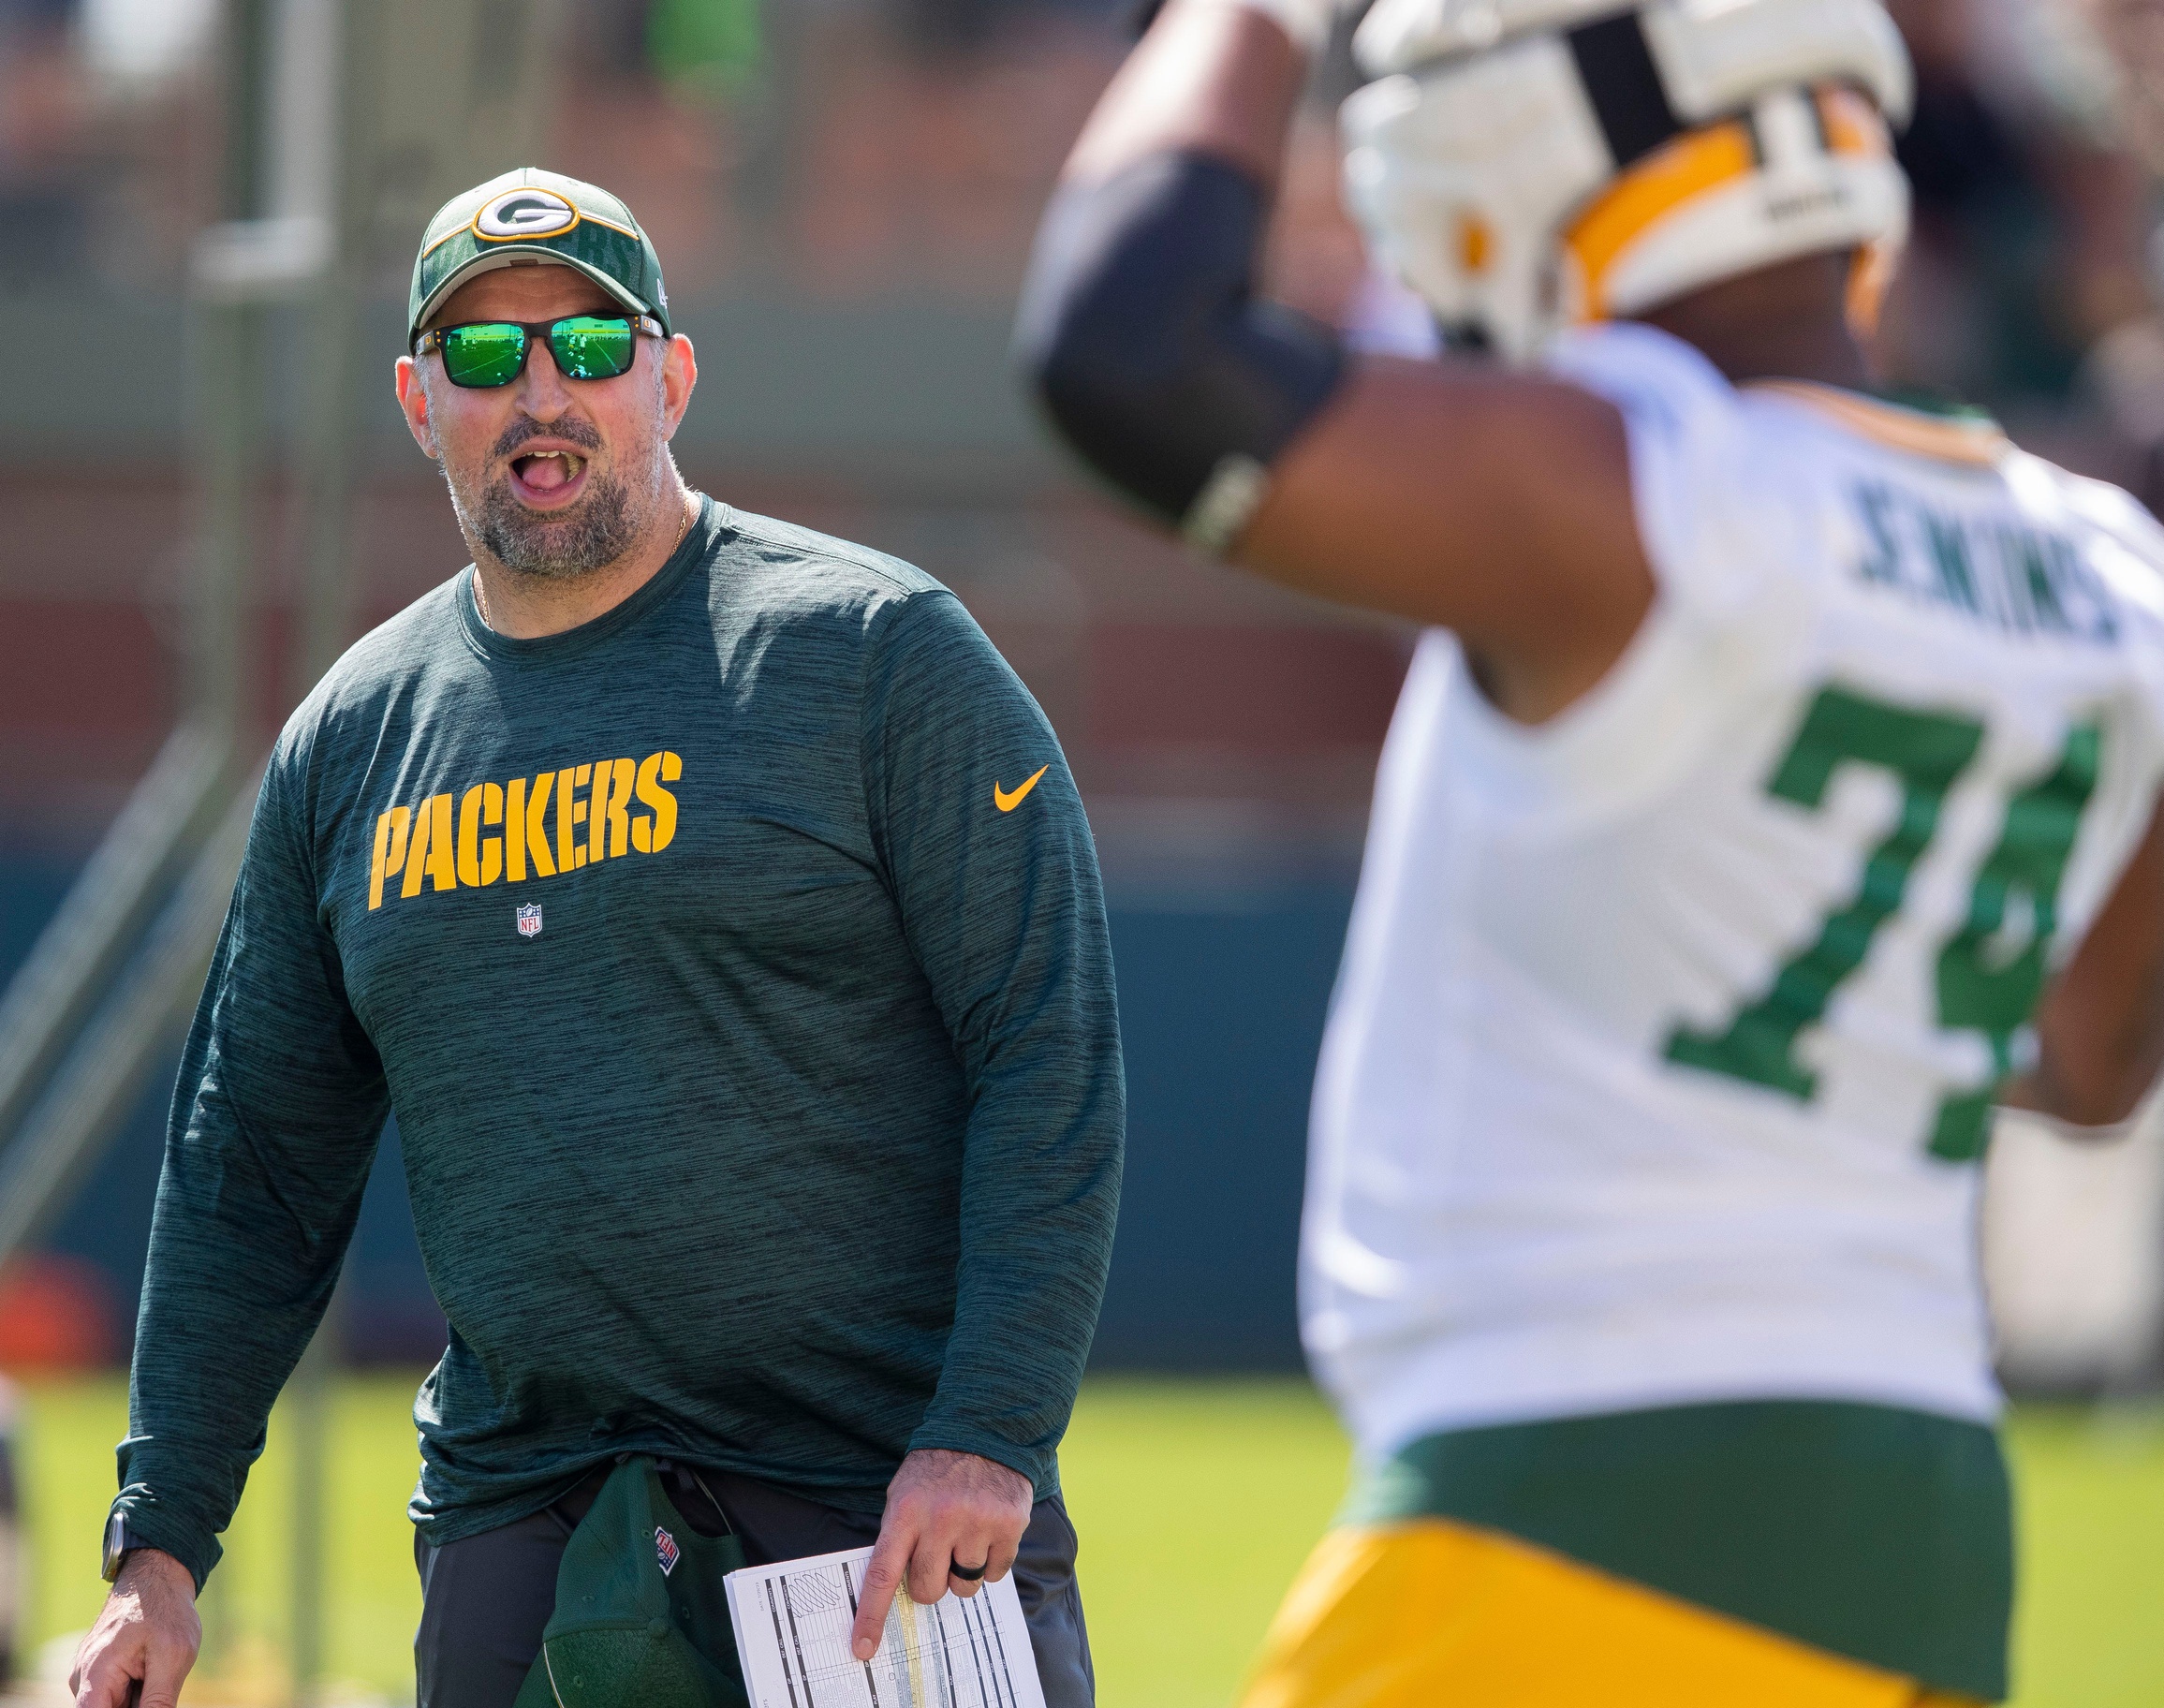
left=507, top=449, right=590, bottom=507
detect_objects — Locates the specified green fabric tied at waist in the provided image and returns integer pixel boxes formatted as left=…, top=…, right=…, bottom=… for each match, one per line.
left=1343, top=1399, right=2013, bottom=1702
left=514, top=1456, right=751, bottom=1708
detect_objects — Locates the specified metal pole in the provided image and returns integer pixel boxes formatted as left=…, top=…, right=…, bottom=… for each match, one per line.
left=272, top=0, right=364, bottom=1692
left=191, top=0, right=276, bottom=732
left=184, top=295, right=259, bottom=744
left=297, top=0, right=376, bottom=686
left=0, top=726, right=228, bottom=1158
left=0, top=782, right=257, bottom=1264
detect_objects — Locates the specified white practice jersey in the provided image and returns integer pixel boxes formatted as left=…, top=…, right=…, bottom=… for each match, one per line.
left=1304, top=322, right=2164, bottom=1465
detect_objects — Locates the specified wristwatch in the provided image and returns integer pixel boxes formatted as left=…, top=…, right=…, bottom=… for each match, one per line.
left=102, top=1511, right=146, bottom=1582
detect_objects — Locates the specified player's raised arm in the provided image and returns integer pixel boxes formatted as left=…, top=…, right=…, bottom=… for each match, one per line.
left=1014, top=0, right=1654, bottom=723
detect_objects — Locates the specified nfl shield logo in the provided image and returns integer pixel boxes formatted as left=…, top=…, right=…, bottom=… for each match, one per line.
left=515, top=904, right=542, bottom=938
left=655, top=1525, right=680, bottom=1577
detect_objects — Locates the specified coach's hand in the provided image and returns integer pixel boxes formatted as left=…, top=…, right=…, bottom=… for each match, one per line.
left=850, top=1448, right=1034, bottom=1660
left=70, top=1548, right=200, bottom=1708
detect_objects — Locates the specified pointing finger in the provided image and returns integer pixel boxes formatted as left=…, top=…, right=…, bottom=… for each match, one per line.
left=851, top=1522, right=912, bottom=1661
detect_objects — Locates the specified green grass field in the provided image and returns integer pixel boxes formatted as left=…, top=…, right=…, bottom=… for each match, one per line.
left=11, top=1376, right=2163, bottom=1705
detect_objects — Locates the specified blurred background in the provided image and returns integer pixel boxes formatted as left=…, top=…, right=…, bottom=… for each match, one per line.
left=0, top=0, right=2161, bottom=1701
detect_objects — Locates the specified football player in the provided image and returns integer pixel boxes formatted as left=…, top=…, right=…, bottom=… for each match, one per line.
left=1017, top=0, right=2164, bottom=1701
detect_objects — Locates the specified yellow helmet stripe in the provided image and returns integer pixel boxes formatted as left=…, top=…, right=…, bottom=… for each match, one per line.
left=1561, top=120, right=1758, bottom=322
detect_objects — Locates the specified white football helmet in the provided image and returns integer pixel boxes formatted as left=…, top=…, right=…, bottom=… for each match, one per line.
left=1341, top=0, right=1915, bottom=361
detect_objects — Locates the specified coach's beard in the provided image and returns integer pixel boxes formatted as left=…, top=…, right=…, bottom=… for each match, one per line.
left=447, top=418, right=655, bottom=582
left=473, top=466, right=639, bottom=581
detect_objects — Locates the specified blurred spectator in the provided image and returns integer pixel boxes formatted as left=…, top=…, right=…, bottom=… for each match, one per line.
left=1877, top=0, right=2164, bottom=499
left=649, top=0, right=764, bottom=88
left=1884, top=0, right=2145, bottom=384
left=0, top=0, right=90, bottom=282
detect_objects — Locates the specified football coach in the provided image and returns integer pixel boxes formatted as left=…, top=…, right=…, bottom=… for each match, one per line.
left=71, top=169, right=1123, bottom=1708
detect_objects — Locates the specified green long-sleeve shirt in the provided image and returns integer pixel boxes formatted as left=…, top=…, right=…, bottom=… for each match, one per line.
left=112, top=499, right=1124, bottom=1588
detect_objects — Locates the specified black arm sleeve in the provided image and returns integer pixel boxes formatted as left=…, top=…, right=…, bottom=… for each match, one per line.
left=1013, top=150, right=1347, bottom=545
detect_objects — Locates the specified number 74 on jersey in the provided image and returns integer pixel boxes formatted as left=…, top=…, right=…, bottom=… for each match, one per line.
left=1664, top=685, right=2099, bottom=1162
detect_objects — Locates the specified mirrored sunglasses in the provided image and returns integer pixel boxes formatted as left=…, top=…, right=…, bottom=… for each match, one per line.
left=413, top=314, right=665, bottom=389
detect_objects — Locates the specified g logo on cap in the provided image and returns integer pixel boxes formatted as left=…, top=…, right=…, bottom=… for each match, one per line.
left=476, top=188, right=578, bottom=242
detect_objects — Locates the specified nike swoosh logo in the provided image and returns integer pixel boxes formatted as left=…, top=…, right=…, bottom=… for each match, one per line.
left=994, top=765, right=1050, bottom=813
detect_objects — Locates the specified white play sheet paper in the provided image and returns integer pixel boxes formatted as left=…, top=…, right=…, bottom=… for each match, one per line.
left=726, top=1544, right=1048, bottom=1708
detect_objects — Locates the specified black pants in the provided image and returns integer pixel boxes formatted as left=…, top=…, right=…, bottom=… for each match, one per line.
left=414, top=1464, right=1096, bottom=1708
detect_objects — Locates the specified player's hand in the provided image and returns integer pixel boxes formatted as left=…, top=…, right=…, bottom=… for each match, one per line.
left=849, top=1448, right=1034, bottom=1660
left=70, top=1548, right=201, bottom=1708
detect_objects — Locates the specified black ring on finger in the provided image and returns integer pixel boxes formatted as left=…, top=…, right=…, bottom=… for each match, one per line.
left=950, top=1557, right=988, bottom=1583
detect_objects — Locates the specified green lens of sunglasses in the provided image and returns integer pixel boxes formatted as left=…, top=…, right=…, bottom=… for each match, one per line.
left=548, top=317, right=637, bottom=380
left=440, top=322, right=530, bottom=388
left=436, top=317, right=640, bottom=388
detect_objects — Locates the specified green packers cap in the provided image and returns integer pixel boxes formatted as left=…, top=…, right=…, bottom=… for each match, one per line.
left=408, top=168, right=670, bottom=347
left=512, top=1457, right=749, bottom=1708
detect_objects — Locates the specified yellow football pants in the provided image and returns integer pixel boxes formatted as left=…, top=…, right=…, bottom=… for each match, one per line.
left=1238, top=1520, right=1988, bottom=1708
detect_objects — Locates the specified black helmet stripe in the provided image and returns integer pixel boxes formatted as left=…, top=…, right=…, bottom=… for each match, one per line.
left=1565, top=10, right=1685, bottom=169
